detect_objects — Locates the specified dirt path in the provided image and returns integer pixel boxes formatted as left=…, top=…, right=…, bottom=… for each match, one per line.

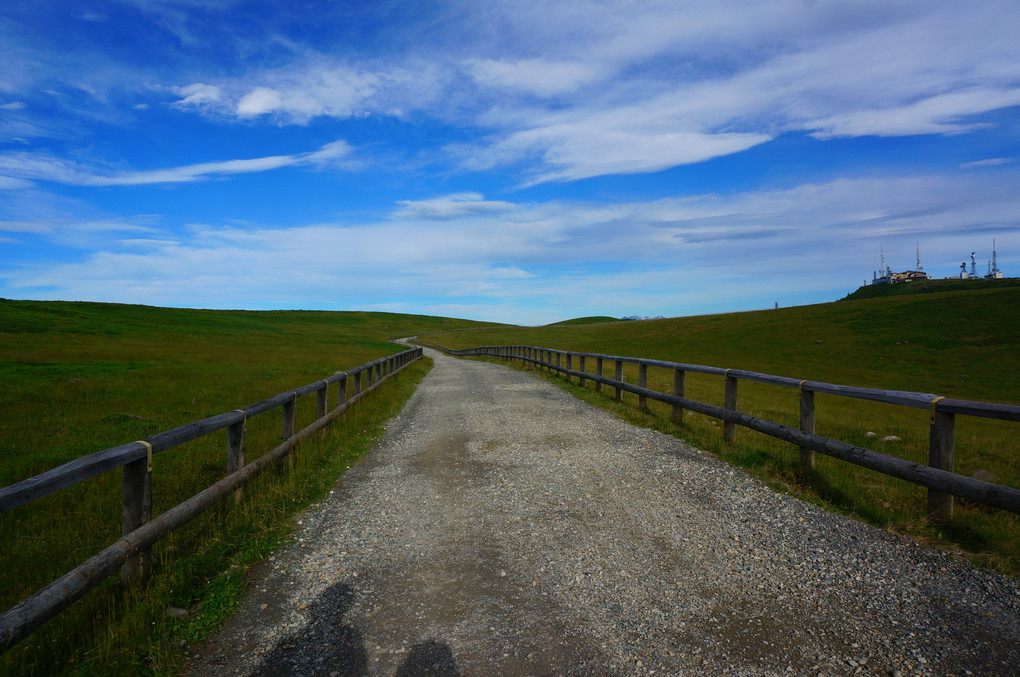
left=187, top=349, right=1020, bottom=676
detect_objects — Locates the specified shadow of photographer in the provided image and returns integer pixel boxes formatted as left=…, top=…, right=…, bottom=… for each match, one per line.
left=250, top=582, right=460, bottom=676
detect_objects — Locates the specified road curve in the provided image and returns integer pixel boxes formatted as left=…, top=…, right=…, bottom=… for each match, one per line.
left=187, top=348, right=1020, bottom=676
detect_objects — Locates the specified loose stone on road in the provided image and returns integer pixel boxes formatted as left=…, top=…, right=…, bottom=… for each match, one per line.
left=188, top=348, right=1020, bottom=676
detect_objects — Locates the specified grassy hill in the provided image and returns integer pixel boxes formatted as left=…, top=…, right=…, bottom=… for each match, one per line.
left=546, top=315, right=623, bottom=326
left=842, top=276, right=1020, bottom=301
left=431, top=286, right=1020, bottom=403
left=0, top=300, right=501, bottom=676
left=428, top=286, right=1020, bottom=578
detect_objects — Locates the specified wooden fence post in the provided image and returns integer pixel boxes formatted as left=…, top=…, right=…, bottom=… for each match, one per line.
left=121, top=446, right=152, bottom=584
left=639, top=362, right=648, bottom=411
left=724, top=372, right=738, bottom=442
left=354, top=371, right=362, bottom=396
left=556, top=352, right=561, bottom=377
left=338, top=373, right=349, bottom=407
left=227, top=414, right=246, bottom=503
left=283, top=394, right=296, bottom=470
left=928, top=408, right=956, bottom=522
left=596, top=357, right=603, bottom=393
left=614, top=360, right=623, bottom=402
left=672, top=368, right=685, bottom=422
left=799, top=386, right=816, bottom=468
left=316, top=381, right=329, bottom=420
left=566, top=353, right=572, bottom=383
left=579, top=356, right=587, bottom=387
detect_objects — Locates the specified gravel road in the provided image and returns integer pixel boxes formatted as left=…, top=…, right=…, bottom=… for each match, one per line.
left=187, top=348, right=1020, bottom=676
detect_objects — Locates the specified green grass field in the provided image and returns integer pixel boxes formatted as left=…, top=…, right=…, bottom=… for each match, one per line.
left=428, top=285, right=1020, bottom=577
left=0, top=300, right=497, bottom=676
left=3, top=289, right=1018, bottom=674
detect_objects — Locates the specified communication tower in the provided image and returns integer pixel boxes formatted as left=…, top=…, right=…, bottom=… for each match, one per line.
left=986, top=239, right=1004, bottom=279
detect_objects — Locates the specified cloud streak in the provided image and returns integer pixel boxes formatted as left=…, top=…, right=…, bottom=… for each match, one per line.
left=0, top=140, right=352, bottom=187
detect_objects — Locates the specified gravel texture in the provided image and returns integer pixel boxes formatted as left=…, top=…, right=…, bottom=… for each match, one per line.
left=187, top=349, right=1020, bottom=676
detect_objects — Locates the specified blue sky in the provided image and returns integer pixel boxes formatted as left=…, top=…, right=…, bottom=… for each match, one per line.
left=1, top=0, right=1018, bottom=325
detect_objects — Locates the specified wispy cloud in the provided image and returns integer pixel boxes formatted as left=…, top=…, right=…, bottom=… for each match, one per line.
left=960, top=158, right=1013, bottom=169
left=393, top=192, right=518, bottom=220
left=0, top=140, right=353, bottom=187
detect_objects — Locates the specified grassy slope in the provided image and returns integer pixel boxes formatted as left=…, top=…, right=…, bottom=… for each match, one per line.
left=546, top=316, right=623, bottom=326
left=429, top=287, right=1020, bottom=576
left=435, top=287, right=1020, bottom=402
left=0, top=300, right=499, bottom=676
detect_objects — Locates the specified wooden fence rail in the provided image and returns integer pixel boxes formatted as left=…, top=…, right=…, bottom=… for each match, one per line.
left=0, top=347, right=423, bottom=655
left=418, top=342, right=1020, bottom=519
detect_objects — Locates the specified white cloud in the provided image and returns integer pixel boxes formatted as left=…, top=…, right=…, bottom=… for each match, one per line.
left=960, top=158, right=1012, bottom=169
left=0, top=139, right=353, bottom=187
left=446, top=0, right=1020, bottom=182
left=394, top=192, right=517, bottom=219
left=6, top=171, right=1018, bottom=322
left=465, top=58, right=603, bottom=97
left=173, top=83, right=222, bottom=108
left=236, top=86, right=283, bottom=117
left=143, top=1, right=1020, bottom=184
left=805, top=87, right=1020, bottom=139
left=529, top=130, right=771, bottom=184
left=173, top=56, right=445, bottom=124
left=1, top=101, right=26, bottom=110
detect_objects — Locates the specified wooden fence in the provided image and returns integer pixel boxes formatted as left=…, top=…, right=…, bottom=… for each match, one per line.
left=423, top=343, right=1020, bottom=518
left=0, top=347, right=423, bottom=655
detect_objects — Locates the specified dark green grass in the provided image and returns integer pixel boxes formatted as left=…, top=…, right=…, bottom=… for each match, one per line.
left=430, top=287, right=1020, bottom=577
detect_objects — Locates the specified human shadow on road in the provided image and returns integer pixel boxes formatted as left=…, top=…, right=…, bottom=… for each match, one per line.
left=395, top=639, right=461, bottom=676
left=249, top=582, right=462, bottom=677
left=250, top=582, right=367, bottom=677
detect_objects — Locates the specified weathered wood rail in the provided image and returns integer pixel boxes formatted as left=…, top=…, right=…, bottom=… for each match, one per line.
left=0, top=347, right=423, bottom=655
left=421, top=342, right=1020, bottom=518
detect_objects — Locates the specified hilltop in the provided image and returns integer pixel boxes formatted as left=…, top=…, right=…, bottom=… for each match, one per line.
left=546, top=316, right=623, bottom=326
left=842, top=277, right=1019, bottom=301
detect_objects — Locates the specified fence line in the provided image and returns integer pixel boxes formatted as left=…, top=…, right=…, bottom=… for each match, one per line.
left=0, top=347, right=423, bottom=655
left=419, top=342, right=1020, bottom=518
